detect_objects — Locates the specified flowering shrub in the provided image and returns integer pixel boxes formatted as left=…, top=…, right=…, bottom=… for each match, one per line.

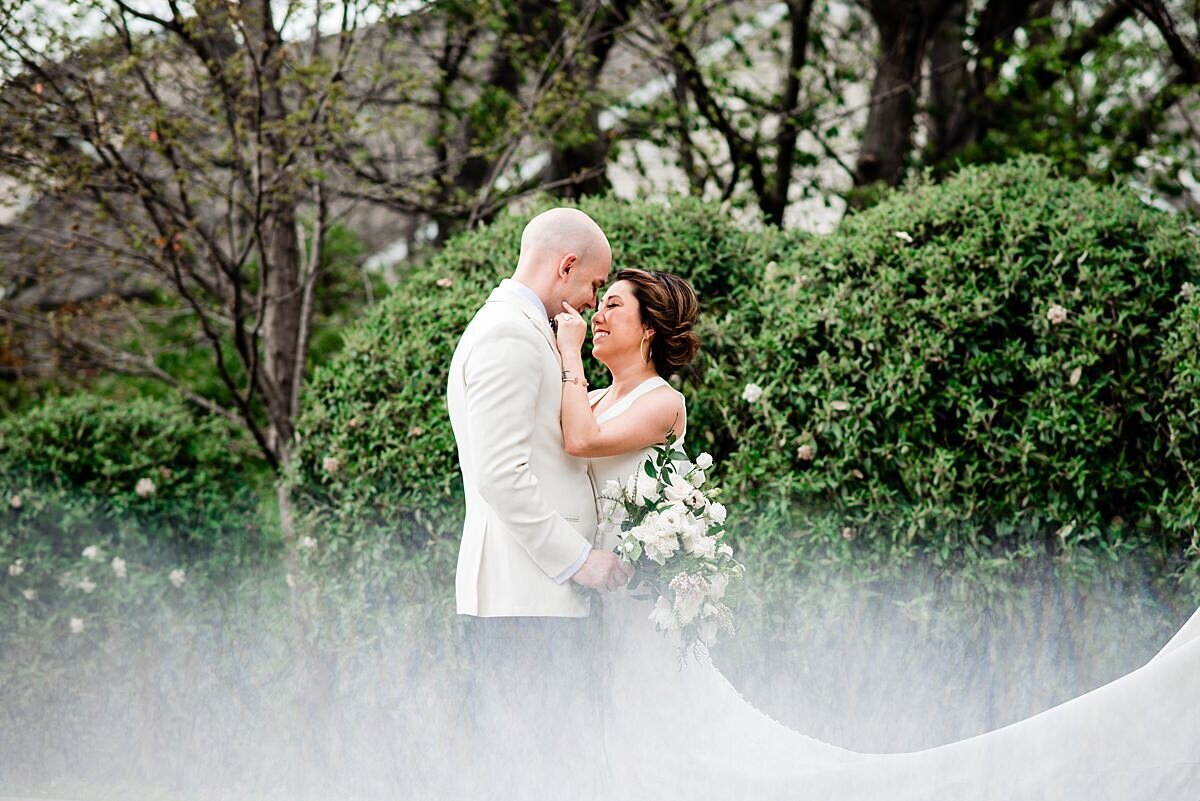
left=717, top=156, right=1200, bottom=560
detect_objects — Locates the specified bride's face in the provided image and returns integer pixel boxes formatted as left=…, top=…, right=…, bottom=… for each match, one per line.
left=590, top=280, right=652, bottom=363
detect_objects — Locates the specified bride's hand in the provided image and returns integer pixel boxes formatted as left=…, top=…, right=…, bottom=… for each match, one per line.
left=554, top=301, right=587, bottom=353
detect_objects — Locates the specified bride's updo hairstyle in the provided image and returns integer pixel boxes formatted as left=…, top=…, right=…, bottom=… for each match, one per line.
left=615, top=268, right=700, bottom=377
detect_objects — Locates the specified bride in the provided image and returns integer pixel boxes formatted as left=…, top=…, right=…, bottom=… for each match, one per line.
left=552, top=268, right=1200, bottom=801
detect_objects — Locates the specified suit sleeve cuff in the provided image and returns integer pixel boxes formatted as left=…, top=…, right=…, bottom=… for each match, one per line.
left=554, top=542, right=593, bottom=585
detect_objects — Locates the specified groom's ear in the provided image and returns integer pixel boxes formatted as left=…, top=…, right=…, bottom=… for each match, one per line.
left=557, top=252, right=579, bottom=279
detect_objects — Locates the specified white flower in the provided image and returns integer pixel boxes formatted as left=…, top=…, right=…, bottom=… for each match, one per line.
left=830, top=400, right=850, bottom=412
left=436, top=277, right=453, bottom=288
left=299, top=536, right=317, bottom=551
left=169, top=568, right=186, bottom=588
left=601, top=479, right=623, bottom=500
left=687, top=469, right=706, bottom=488
left=82, top=545, right=101, bottom=561
left=684, top=489, right=706, bottom=509
left=648, top=596, right=677, bottom=631
left=69, top=617, right=85, bottom=634
left=717, top=543, right=734, bottom=558
left=796, top=444, right=815, bottom=461
left=893, top=231, right=914, bottom=244
left=682, top=530, right=718, bottom=559
left=707, top=502, right=727, bottom=525
left=135, top=477, right=156, bottom=498
left=9, top=494, right=21, bottom=510
left=8, top=559, right=24, bottom=577
left=659, top=508, right=684, bottom=534
left=22, top=588, right=37, bottom=601
left=322, top=456, right=341, bottom=474
left=707, top=572, right=729, bottom=601
left=1068, top=366, right=1082, bottom=386
left=695, top=452, right=713, bottom=470
left=662, top=472, right=693, bottom=504
left=1181, top=282, right=1195, bottom=301
left=670, top=573, right=708, bottom=625
left=741, top=383, right=764, bottom=404
left=77, top=578, right=96, bottom=594
left=111, top=557, right=127, bottom=579
left=1046, top=304, right=1068, bottom=325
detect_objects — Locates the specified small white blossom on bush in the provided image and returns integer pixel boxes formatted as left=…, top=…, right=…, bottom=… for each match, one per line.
left=1181, top=282, right=1195, bottom=301
left=1069, top=366, right=1082, bottom=387
left=695, top=452, right=713, bottom=470
left=77, top=578, right=96, bottom=594
left=408, top=426, right=424, bottom=437
left=347, top=417, right=361, bottom=429
left=299, top=536, right=317, bottom=551
left=70, top=617, right=85, bottom=634
left=831, top=400, right=850, bottom=412
left=435, top=277, right=453, bottom=288
left=797, top=444, right=815, bottom=461
left=893, top=231, right=914, bottom=244
left=9, top=494, right=21, bottom=510
left=1046, top=304, right=1068, bottom=325
left=111, top=557, right=127, bottom=579
left=741, top=383, right=764, bottom=404
left=322, top=455, right=342, bottom=474
left=135, top=478, right=156, bottom=498
left=169, top=568, right=186, bottom=588
left=22, top=588, right=37, bottom=601
left=82, top=545, right=101, bottom=561
left=842, top=526, right=855, bottom=541
left=8, top=559, right=24, bottom=576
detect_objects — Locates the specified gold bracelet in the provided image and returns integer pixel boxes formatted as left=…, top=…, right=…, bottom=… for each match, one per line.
left=561, top=370, right=589, bottom=389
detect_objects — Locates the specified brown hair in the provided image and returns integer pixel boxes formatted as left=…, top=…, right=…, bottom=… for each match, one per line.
left=614, top=268, right=700, bottom=377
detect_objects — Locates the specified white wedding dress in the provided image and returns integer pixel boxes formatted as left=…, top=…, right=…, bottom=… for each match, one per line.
left=587, top=376, right=1200, bottom=801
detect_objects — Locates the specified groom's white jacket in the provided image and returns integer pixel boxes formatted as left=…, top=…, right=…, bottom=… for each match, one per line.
left=447, top=279, right=598, bottom=617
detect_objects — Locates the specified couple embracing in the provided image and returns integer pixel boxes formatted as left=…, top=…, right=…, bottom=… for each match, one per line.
left=446, top=208, right=1200, bottom=800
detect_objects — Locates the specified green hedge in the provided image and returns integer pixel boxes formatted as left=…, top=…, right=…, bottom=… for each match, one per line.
left=290, top=195, right=788, bottom=546
left=294, top=158, right=1200, bottom=570
left=722, top=157, right=1200, bottom=560
left=0, top=393, right=270, bottom=563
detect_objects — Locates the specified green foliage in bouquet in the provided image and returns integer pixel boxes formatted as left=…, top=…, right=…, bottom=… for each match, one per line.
left=717, top=156, right=1200, bottom=562
left=0, top=393, right=270, bottom=566
left=290, top=196, right=788, bottom=551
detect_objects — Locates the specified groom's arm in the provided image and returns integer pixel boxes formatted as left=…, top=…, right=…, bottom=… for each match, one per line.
left=463, top=321, right=591, bottom=579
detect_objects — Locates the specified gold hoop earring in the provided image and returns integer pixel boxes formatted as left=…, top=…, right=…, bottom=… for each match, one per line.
left=640, top=337, right=652, bottom=364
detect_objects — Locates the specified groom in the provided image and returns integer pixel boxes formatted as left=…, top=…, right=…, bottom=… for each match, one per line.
left=446, top=207, right=631, bottom=796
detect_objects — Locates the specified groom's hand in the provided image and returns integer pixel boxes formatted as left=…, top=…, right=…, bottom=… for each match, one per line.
left=571, top=549, right=634, bottom=592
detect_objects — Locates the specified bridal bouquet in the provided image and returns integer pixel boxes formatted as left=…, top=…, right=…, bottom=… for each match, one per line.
left=598, top=433, right=744, bottom=654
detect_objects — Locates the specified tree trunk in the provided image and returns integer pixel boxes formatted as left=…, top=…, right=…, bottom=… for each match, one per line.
left=927, top=0, right=972, bottom=166
left=853, top=1, right=939, bottom=196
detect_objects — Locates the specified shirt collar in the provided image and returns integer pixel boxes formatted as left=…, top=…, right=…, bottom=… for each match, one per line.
left=502, top=278, right=550, bottom=325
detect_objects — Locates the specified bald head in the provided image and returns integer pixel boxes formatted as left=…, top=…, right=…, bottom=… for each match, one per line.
left=513, top=208, right=612, bottom=314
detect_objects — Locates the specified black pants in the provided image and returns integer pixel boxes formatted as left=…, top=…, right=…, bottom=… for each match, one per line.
left=458, top=615, right=606, bottom=800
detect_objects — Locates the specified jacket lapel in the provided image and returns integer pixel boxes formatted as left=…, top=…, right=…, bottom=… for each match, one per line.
left=488, top=283, right=558, bottom=356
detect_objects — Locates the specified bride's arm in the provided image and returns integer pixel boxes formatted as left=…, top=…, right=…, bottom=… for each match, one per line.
left=555, top=302, right=685, bottom=458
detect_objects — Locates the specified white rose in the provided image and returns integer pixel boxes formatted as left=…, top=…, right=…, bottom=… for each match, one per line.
left=717, top=543, right=734, bottom=558
left=630, top=468, right=660, bottom=505
left=696, top=452, right=713, bottom=470
left=708, top=502, right=727, bottom=525
left=659, top=508, right=684, bottom=533
left=77, top=578, right=96, bottom=594
left=70, top=617, right=85, bottom=634
left=82, top=545, right=100, bottom=561
left=135, top=477, right=156, bottom=498
left=643, top=529, right=680, bottom=565
left=741, top=383, right=764, bottom=404
left=1046, top=304, right=1068, bottom=325
left=688, top=469, right=706, bottom=488
left=169, top=568, right=186, bottom=588
left=662, top=472, right=693, bottom=505
left=111, top=557, right=127, bottom=579
left=648, top=596, right=677, bottom=631
left=684, top=489, right=706, bottom=509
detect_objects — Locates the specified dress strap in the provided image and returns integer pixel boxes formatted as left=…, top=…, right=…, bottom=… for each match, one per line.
left=595, top=376, right=671, bottom=424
